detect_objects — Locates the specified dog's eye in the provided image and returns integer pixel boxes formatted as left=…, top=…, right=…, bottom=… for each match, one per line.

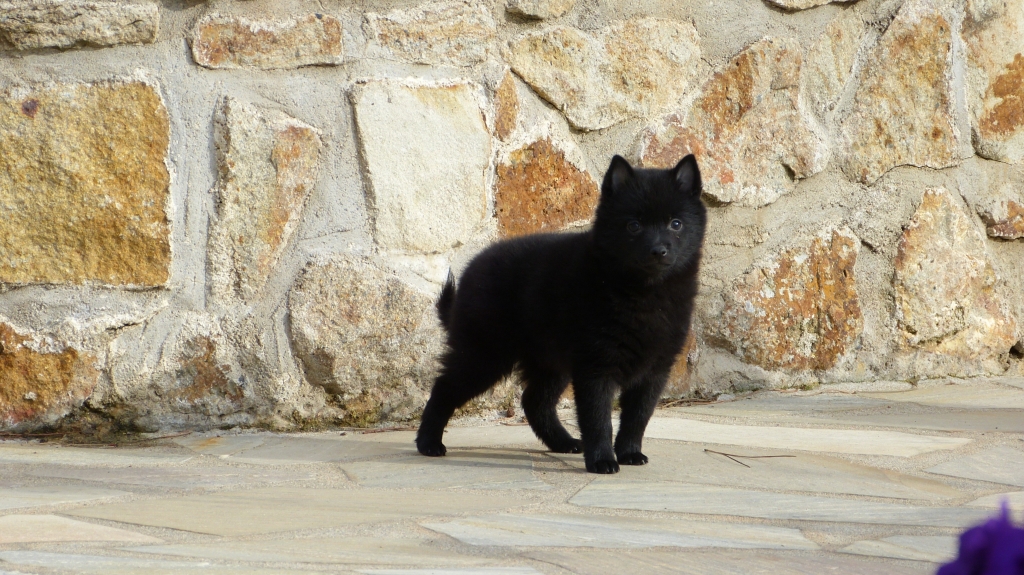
left=626, top=221, right=641, bottom=234
left=669, top=219, right=683, bottom=231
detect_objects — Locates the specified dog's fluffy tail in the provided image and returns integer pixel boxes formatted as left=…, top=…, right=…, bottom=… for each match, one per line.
left=436, top=271, right=456, bottom=329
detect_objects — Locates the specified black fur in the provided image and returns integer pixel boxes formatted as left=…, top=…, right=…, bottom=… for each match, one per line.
left=416, top=155, right=707, bottom=473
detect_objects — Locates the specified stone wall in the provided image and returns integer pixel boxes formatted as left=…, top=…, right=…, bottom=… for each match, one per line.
left=0, top=0, right=1021, bottom=433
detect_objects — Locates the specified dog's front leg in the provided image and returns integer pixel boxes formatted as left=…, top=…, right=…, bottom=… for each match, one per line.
left=572, top=377, right=619, bottom=474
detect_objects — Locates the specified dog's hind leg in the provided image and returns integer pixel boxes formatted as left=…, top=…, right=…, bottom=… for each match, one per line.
left=416, top=351, right=513, bottom=457
left=520, top=366, right=581, bottom=454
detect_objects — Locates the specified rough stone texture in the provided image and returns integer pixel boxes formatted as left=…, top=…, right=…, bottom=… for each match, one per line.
left=0, top=324, right=99, bottom=429
left=288, top=256, right=443, bottom=426
left=364, top=1, right=496, bottom=67
left=507, top=0, right=577, bottom=19
left=964, top=0, right=1024, bottom=163
left=663, top=333, right=697, bottom=397
left=893, top=188, right=1018, bottom=361
left=494, top=138, right=599, bottom=237
left=103, top=313, right=254, bottom=432
left=801, top=10, right=866, bottom=124
left=0, top=80, right=170, bottom=286
left=839, top=0, right=963, bottom=184
left=764, top=0, right=857, bottom=9
left=191, top=13, right=343, bottom=70
left=0, top=1, right=159, bottom=50
left=209, top=98, right=322, bottom=302
left=716, top=228, right=863, bottom=371
left=160, top=335, right=245, bottom=418
left=494, top=72, right=520, bottom=142
left=639, top=38, right=827, bottom=207
left=507, top=18, right=701, bottom=131
left=973, top=182, right=1024, bottom=239
left=352, top=81, right=489, bottom=253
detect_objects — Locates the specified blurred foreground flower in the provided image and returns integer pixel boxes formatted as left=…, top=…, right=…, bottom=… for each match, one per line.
left=937, top=502, right=1024, bottom=575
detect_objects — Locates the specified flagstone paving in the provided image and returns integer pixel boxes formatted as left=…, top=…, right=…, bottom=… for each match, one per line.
left=839, top=535, right=958, bottom=562
left=0, top=378, right=1022, bottom=574
left=925, top=446, right=1024, bottom=487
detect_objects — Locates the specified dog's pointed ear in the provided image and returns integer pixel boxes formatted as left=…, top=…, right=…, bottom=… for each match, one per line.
left=602, top=155, right=635, bottom=196
left=673, top=154, right=701, bottom=197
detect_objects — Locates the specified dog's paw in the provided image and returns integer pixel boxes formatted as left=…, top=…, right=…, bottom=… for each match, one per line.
left=549, top=438, right=584, bottom=454
left=586, top=458, right=620, bottom=474
left=416, top=440, right=447, bottom=457
left=617, top=452, right=648, bottom=465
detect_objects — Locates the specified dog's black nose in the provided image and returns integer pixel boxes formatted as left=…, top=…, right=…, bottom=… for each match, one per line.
left=652, top=245, right=669, bottom=258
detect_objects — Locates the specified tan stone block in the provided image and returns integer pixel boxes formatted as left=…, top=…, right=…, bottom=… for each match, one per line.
left=0, top=0, right=159, bottom=50
left=839, top=0, right=963, bottom=184
left=0, top=80, right=170, bottom=286
left=801, top=9, right=867, bottom=123
left=288, top=255, right=443, bottom=426
left=971, top=181, right=1024, bottom=240
left=0, top=324, right=99, bottom=428
left=209, top=98, right=322, bottom=301
left=191, top=13, right=342, bottom=70
left=964, top=0, right=1024, bottom=163
left=493, top=72, right=519, bottom=142
left=508, top=18, right=701, bottom=130
left=494, top=138, right=598, bottom=237
left=163, top=336, right=244, bottom=412
left=352, top=80, right=489, bottom=253
left=893, top=188, right=1018, bottom=359
left=364, top=1, right=496, bottom=67
left=716, top=228, right=863, bottom=371
left=640, top=38, right=827, bottom=207
left=764, top=0, right=857, bottom=9
left=506, top=0, right=577, bottom=19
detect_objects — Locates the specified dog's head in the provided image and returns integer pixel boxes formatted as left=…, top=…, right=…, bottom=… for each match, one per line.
left=592, top=154, right=707, bottom=279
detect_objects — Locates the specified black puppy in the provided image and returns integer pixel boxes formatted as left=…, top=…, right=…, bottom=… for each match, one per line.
left=416, top=155, right=706, bottom=473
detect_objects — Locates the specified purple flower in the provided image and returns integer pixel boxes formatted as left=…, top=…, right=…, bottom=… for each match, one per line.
left=937, top=502, right=1024, bottom=575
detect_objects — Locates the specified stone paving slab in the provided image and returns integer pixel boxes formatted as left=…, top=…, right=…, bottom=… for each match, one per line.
left=173, top=434, right=266, bottom=457
left=802, top=410, right=1024, bottom=433
left=0, top=515, right=161, bottom=544
left=226, top=427, right=542, bottom=465
left=356, top=564, right=540, bottom=568
left=0, top=551, right=319, bottom=575
left=968, top=490, right=1024, bottom=515
left=131, top=536, right=489, bottom=566
left=839, top=535, right=957, bottom=563
left=925, top=446, right=1024, bottom=487
left=0, top=486, right=129, bottom=510
left=860, top=381, right=1024, bottom=409
left=29, top=464, right=310, bottom=489
left=571, top=481, right=992, bottom=527
left=226, top=435, right=415, bottom=464
left=527, top=548, right=933, bottom=575
left=644, top=417, right=971, bottom=456
left=0, top=444, right=192, bottom=466
left=68, top=487, right=533, bottom=536
left=678, top=397, right=1024, bottom=433
left=552, top=443, right=959, bottom=500
left=422, top=513, right=817, bottom=549
left=341, top=449, right=550, bottom=490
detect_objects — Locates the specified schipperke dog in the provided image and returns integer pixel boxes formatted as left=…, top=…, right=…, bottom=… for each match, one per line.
left=416, top=154, right=706, bottom=474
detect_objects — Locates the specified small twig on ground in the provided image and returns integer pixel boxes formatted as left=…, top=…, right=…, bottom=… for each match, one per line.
left=704, top=448, right=795, bottom=468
